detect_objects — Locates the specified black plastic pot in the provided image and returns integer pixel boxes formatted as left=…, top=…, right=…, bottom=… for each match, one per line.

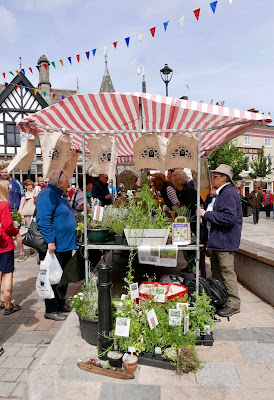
left=114, top=234, right=124, bottom=245
left=143, top=352, right=153, bottom=359
left=107, top=351, right=123, bottom=368
left=77, top=315, right=98, bottom=346
left=154, top=353, right=163, bottom=361
left=203, top=333, right=214, bottom=346
left=195, top=335, right=203, bottom=346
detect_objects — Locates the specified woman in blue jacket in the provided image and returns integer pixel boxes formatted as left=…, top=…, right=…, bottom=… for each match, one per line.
left=36, top=170, right=77, bottom=321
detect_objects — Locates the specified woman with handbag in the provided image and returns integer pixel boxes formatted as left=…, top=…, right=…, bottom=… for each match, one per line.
left=36, top=170, right=77, bottom=321
left=0, top=180, right=22, bottom=315
left=22, top=179, right=36, bottom=254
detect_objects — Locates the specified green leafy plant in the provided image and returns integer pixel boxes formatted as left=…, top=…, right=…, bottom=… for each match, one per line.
left=69, top=275, right=98, bottom=319
left=11, top=211, right=23, bottom=227
left=189, top=291, right=216, bottom=333
left=171, top=344, right=202, bottom=375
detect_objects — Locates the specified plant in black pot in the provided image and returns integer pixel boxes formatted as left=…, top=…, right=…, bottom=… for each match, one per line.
left=107, top=350, right=123, bottom=368
left=108, top=215, right=127, bottom=245
left=70, top=275, right=98, bottom=345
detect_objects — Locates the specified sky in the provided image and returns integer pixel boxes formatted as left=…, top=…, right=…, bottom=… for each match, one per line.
left=0, top=0, right=273, bottom=116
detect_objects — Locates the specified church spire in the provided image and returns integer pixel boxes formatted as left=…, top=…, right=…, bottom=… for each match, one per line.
left=99, top=52, right=115, bottom=93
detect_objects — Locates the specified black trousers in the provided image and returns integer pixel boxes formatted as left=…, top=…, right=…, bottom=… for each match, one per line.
left=252, top=207, right=260, bottom=224
left=39, top=251, right=72, bottom=313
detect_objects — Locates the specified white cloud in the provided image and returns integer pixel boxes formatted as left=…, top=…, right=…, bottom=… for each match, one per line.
left=0, top=6, right=17, bottom=43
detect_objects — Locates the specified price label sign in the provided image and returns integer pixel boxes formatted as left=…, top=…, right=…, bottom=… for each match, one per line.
left=169, top=309, right=182, bottom=326
left=115, top=318, right=130, bottom=337
left=130, top=283, right=139, bottom=300
left=147, top=309, right=158, bottom=330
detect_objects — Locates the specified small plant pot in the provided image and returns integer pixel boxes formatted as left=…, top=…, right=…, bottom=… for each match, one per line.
left=195, top=335, right=203, bottom=346
left=122, top=354, right=138, bottom=374
left=154, top=353, right=163, bottom=361
left=107, top=351, right=123, bottom=368
left=114, top=234, right=124, bottom=245
left=203, top=333, right=214, bottom=346
left=143, top=352, right=153, bottom=359
left=87, top=228, right=109, bottom=243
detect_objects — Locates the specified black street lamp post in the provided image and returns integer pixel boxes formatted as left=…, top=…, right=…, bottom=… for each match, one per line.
left=137, top=65, right=146, bottom=93
left=160, top=64, right=173, bottom=97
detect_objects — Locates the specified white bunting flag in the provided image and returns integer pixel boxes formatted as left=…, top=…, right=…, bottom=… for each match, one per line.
left=137, top=32, right=143, bottom=42
left=178, top=15, right=184, bottom=28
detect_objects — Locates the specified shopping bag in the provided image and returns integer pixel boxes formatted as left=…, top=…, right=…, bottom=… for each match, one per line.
left=36, top=252, right=55, bottom=299
left=48, top=252, right=63, bottom=285
left=22, top=219, right=47, bottom=253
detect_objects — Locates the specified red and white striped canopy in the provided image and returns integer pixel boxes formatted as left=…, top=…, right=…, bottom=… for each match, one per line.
left=18, top=92, right=271, bottom=162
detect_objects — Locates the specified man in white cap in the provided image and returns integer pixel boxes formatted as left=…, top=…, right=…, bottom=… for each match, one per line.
left=199, top=164, right=242, bottom=317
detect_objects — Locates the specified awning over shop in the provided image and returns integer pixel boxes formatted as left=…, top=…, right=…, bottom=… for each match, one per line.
left=18, top=92, right=272, bottom=160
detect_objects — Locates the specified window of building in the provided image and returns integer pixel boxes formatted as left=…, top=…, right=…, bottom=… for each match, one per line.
left=263, top=156, right=273, bottom=170
left=265, top=138, right=271, bottom=147
left=2, top=123, right=21, bottom=155
left=244, top=155, right=251, bottom=172
left=244, top=182, right=251, bottom=197
left=244, top=136, right=251, bottom=145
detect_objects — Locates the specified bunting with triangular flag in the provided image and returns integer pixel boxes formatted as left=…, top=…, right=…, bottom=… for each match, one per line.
left=76, top=54, right=80, bottom=63
left=22, top=69, right=25, bottom=74
left=2, top=73, right=5, bottom=79
left=34, top=89, right=38, bottom=95
left=62, top=96, right=65, bottom=99
left=16, top=70, right=20, bottom=76
left=194, top=9, right=200, bottom=21
left=59, top=60, right=64, bottom=66
left=36, top=66, right=40, bottom=72
left=68, top=57, right=72, bottom=64
left=29, top=67, right=33, bottom=74
left=137, top=32, right=143, bottom=41
left=113, top=41, right=118, bottom=49
left=210, top=1, right=217, bottom=13
left=43, top=91, right=47, bottom=97
left=9, top=71, right=15, bottom=76
left=43, top=63, right=47, bottom=71
left=51, top=62, right=56, bottom=68
left=92, top=49, right=96, bottom=56
left=178, top=15, right=184, bottom=27
left=163, top=21, right=169, bottom=31
left=5, top=83, right=8, bottom=88
left=52, top=93, right=56, bottom=99
left=150, top=27, right=156, bottom=37
left=86, top=51, right=90, bottom=60
left=14, top=85, right=18, bottom=90
left=125, top=37, right=130, bottom=47
left=25, top=87, right=28, bottom=92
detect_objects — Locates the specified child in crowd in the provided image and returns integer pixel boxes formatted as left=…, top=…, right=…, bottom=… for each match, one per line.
left=22, top=179, right=36, bottom=254
left=0, top=180, right=22, bottom=315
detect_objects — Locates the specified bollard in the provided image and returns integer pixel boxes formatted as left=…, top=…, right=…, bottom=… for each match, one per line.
left=97, top=262, right=113, bottom=360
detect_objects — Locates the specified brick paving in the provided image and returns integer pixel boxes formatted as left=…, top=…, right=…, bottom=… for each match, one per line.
left=0, top=247, right=81, bottom=399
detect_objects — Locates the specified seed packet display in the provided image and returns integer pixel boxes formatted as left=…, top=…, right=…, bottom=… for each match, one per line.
left=169, top=309, right=182, bottom=326
left=147, top=309, right=159, bottom=330
left=130, top=282, right=139, bottom=300
left=115, top=318, right=130, bottom=337
left=172, top=216, right=191, bottom=245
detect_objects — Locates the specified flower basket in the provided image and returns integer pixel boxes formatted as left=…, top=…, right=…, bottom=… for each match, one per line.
left=124, top=228, right=170, bottom=246
left=78, top=315, right=98, bottom=346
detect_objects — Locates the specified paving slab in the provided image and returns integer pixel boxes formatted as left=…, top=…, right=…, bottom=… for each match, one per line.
left=1, top=356, right=34, bottom=369
left=235, top=363, right=274, bottom=389
left=196, top=362, right=241, bottom=388
left=238, top=343, right=274, bottom=363
left=99, top=383, right=161, bottom=400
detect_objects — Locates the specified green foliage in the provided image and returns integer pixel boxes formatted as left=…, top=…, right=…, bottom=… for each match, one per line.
left=11, top=211, right=23, bottom=226
left=170, top=345, right=202, bottom=375
left=249, top=146, right=272, bottom=180
left=189, top=291, right=215, bottom=333
left=176, top=206, right=193, bottom=223
left=207, top=141, right=248, bottom=181
left=108, top=215, right=127, bottom=234
left=69, top=275, right=98, bottom=319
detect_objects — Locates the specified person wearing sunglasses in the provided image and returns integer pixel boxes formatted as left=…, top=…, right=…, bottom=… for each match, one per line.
left=199, top=164, right=242, bottom=318
left=36, top=170, right=77, bottom=321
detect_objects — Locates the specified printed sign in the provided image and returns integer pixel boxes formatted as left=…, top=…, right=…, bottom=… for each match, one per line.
left=169, top=309, right=182, bottom=326
left=184, top=314, right=189, bottom=334
left=154, top=287, right=166, bottom=303
left=172, top=222, right=191, bottom=245
left=130, top=283, right=139, bottom=300
left=138, top=246, right=177, bottom=267
left=177, top=302, right=189, bottom=311
left=93, top=205, right=104, bottom=221
left=115, top=318, right=130, bottom=337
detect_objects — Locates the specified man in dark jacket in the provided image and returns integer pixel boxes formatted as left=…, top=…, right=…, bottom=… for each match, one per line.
left=248, top=185, right=264, bottom=224
left=91, top=174, right=112, bottom=206
left=199, top=164, right=242, bottom=317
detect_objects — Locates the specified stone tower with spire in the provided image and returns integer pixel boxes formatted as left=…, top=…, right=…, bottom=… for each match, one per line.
left=37, top=55, right=51, bottom=93
left=99, top=54, right=115, bottom=93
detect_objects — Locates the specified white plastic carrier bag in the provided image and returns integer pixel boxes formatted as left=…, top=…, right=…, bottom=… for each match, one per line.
left=36, top=251, right=55, bottom=299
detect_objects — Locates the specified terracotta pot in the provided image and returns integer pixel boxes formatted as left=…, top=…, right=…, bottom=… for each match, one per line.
left=122, top=354, right=138, bottom=374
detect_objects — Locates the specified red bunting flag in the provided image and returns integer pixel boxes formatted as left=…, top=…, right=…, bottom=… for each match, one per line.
left=2, top=73, right=5, bottom=79
left=43, top=63, right=47, bottom=71
left=193, top=9, right=200, bottom=21
left=113, top=41, right=118, bottom=49
left=76, top=54, right=80, bottom=63
left=14, top=85, right=18, bottom=90
left=150, top=27, right=156, bottom=37
left=268, top=112, right=271, bottom=115
left=52, top=93, right=56, bottom=99
left=29, top=67, right=33, bottom=74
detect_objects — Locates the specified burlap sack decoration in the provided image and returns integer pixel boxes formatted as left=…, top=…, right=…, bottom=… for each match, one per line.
left=39, top=131, right=72, bottom=177
left=133, top=134, right=168, bottom=173
left=7, top=139, right=36, bottom=173
left=166, top=133, right=198, bottom=172
left=86, top=135, right=119, bottom=183
left=63, top=150, right=78, bottom=179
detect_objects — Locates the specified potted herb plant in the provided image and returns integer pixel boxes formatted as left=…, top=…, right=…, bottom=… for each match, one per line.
left=107, top=350, right=123, bottom=368
left=70, top=275, right=98, bottom=345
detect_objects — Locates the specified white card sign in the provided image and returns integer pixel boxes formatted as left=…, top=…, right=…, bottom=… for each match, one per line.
left=130, top=283, right=139, bottom=300
left=154, top=287, right=166, bottom=303
left=169, top=309, right=182, bottom=326
left=115, top=318, right=130, bottom=337
left=93, top=205, right=104, bottom=221
left=147, top=309, right=158, bottom=330
left=177, top=302, right=189, bottom=311
left=184, top=314, right=189, bottom=334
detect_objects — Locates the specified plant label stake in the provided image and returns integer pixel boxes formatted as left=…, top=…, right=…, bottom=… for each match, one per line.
left=169, top=309, right=182, bottom=326
left=115, top=318, right=130, bottom=337
left=184, top=314, right=189, bottom=334
left=147, top=309, right=158, bottom=329
left=128, top=346, right=135, bottom=357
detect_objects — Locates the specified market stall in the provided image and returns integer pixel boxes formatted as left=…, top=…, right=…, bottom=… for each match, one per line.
left=17, top=92, right=271, bottom=294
